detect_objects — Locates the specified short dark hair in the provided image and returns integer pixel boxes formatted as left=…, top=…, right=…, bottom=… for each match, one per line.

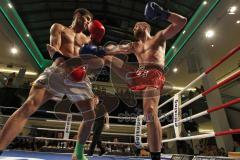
left=73, top=8, right=93, bottom=19
left=134, top=22, right=151, bottom=32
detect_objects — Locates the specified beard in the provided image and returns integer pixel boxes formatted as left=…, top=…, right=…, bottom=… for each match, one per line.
left=73, top=18, right=85, bottom=32
left=78, top=20, right=86, bottom=30
left=134, top=30, right=145, bottom=39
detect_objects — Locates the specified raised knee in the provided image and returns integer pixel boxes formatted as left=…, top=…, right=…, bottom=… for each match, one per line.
left=102, top=55, right=112, bottom=65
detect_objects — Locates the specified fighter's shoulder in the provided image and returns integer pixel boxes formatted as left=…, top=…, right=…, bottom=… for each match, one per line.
left=153, top=30, right=167, bottom=41
left=50, top=23, right=65, bottom=32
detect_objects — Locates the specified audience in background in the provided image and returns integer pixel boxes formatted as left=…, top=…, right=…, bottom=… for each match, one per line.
left=4, top=72, right=16, bottom=88
left=234, top=140, right=240, bottom=152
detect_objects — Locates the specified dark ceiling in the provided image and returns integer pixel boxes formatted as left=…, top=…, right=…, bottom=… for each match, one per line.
left=11, top=0, right=204, bottom=60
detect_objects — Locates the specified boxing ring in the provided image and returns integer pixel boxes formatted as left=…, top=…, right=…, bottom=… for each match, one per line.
left=0, top=45, right=239, bottom=160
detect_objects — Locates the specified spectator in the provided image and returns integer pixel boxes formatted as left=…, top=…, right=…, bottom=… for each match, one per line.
left=234, top=140, right=240, bottom=152
left=112, top=138, right=119, bottom=152
left=219, top=147, right=227, bottom=156
left=4, top=72, right=16, bottom=88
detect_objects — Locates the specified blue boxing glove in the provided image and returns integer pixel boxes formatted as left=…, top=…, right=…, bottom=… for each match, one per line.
left=80, top=44, right=106, bottom=57
left=144, top=1, right=170, bottom=21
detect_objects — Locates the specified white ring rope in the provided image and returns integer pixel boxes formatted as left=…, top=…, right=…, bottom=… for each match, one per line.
left=159, top=70, right=239, bottom=120
left=158, top=73, right=206, bottom=110
left=139, top=129, right=240, bottom=145
left=109, top=115, right=137, bottom=120
left=18, top=129, right=240, bottom=146
left=158, top=44, right=240, bottom=110
left=0, top=106, right=137, bottom=120
left=16, top=136, right=135, bottom=146
left=162, top=98, right=240, bottom=129
left=0, top=105, right=82, bottom=116
left=0, top=123, right=146, bottom=137
left=0, top=114, right=137, bottom=128
left=159, top=94, right=203, bottom=120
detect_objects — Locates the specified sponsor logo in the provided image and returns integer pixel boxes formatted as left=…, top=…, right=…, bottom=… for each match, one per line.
left=134, top=116, right=142, bottom=148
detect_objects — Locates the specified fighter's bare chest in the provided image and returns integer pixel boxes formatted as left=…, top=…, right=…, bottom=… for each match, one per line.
left=135, top=40, right=164, bottom=55
left=61, top=31, right=87, bottom=46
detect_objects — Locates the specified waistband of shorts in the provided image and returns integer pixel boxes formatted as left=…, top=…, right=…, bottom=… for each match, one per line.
left=52, top=52, right=70, bottom=61
left=139, top=64, right=165, bottom=73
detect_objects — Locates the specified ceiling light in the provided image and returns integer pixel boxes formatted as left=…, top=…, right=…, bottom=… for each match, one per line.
left=236, top=20, right=240, bottom=24
left=228, top=6, right=237, bottom=14
left=205, top=30, right=214, bottom=38
left=211, top=44, right=214, bottom=47
left=198, top=129, right=214, bottom=133
left=171, top=46, right=175, bottom=49
left=0, top=68, right=38, bottom=76
left=10, top=47, right=18, bottom=54
left=26, top=34, right=30, bottom=37
left=8, top=3, right=13, bottom=8
left=173, top=67, right=178, bottom=73
left=172, top=86, right=196, bottom=91
left=203, top=1, right=208, bottom=5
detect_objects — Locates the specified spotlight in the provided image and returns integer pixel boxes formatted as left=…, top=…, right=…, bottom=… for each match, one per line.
left=173, top=67, right=178, bottom=73
left=228, top=6, right=237, bottom=14
left=205, top=30, right=214, bottom=38
left=8, top=3, right=13, bottom=8
left=10, top=47, right=18, bottom=54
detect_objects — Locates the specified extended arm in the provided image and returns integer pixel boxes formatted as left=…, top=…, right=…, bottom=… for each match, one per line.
left=80, top=42, right=135, bottom=57
left=104, top=42, right=135, bottom=55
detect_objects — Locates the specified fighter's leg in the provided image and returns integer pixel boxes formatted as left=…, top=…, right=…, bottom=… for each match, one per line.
left=0, top=86, right=53, bottom=150
left=75, top=98, right=97, bottom=143
left=143, top=87, right=162, bottom=160
left=88, top=118, right=105, bottom=155
left=72, top=98, right=96, bottom=160
left=87, top=121, right=98, bottom=156
left=103, top=55, right=135, bottom=82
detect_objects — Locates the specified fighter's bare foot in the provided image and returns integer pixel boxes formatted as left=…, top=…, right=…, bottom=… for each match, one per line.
left=72, top=154, right=77, bottom=160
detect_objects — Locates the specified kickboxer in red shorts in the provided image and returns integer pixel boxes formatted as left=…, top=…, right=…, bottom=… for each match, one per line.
left=103, top=2, right=187, bottom=159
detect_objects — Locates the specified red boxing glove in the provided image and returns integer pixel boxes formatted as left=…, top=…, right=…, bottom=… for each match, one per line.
left=88, top=20, right=105, bottom=43
left=69, top=66, right=87, bottom=82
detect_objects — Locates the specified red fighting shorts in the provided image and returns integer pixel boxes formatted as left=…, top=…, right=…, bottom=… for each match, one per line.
left=126, top=67, right=165, bottom=91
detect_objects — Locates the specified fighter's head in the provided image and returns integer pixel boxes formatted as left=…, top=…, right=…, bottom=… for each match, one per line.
left=72, top=8, right=93, bottom=31
left=133, top=22, right=151, bottom=39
